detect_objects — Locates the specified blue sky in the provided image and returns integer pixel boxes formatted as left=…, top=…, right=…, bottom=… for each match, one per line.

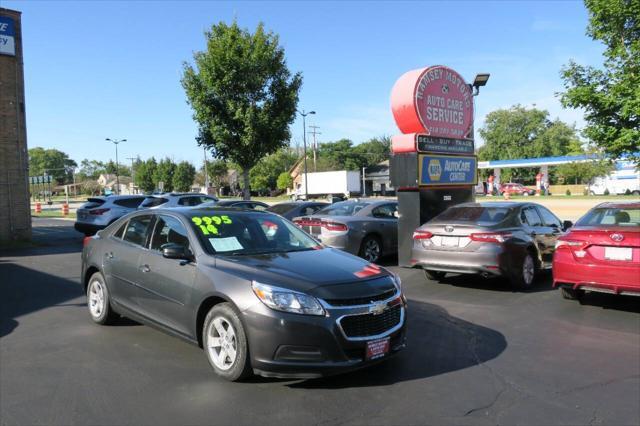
left=5, top=0, right=603, bottom=168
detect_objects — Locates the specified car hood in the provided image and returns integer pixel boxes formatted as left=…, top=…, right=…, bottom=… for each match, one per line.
left=214, top=247, right=395, bottom=298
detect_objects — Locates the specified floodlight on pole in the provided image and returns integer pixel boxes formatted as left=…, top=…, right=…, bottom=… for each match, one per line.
left=471, top=73, right=490, bottom=96
left=298, top=109, right=316, bottom=200
left=106, top=138, right=127, bottom=195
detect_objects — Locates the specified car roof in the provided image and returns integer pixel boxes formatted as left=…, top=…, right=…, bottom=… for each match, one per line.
left=456, top=201, right=530, bottom=208
left=152, top=206, right=270, bottom=216
left=595, top=201, right=640, bottom=208
left=101, top=194, right=145, bottom=200
left=149, top=193, right=208, bottom=199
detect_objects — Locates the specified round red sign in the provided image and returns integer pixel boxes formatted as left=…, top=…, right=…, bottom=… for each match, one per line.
left=391, top=65, right=473, bottom=139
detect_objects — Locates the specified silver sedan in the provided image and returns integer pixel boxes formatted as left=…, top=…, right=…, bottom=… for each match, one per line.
left=293, top=199, right=398, bottom=263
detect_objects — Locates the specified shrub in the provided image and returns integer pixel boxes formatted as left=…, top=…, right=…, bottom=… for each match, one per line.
left=583, top=189, right=589, bottom=196
left=625, top=188, right=632, bottom=196
left=565, top=189, right=571, bottom=196
left=604, top=188, right=610, bottom=196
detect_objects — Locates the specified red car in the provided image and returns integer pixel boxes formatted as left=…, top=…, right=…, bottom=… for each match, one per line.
left=553, top=201, right=640, bottom=300
left=499, top=183, right=536, bottom=196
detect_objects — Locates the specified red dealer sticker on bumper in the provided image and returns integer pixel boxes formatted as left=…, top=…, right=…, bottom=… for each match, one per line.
left=366, top=337, right=390, bottom=361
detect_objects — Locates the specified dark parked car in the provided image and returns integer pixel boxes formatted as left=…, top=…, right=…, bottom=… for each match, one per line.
left=82, top=207, right=406, bottom=381
left=75, top=195, right=146, bottom=235
left=293, top=199, right=399, bottom=263
left=411, top=202, right=570, bottom=289
left=266, top=201, right=328, bottom=220
left=200, top=199, right=269, bottom=210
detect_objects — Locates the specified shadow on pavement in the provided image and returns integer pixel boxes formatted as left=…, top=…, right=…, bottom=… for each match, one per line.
left=288, top=299, right=507, bottom=389
left=0, top=263, right=83, bottom=338
left=437, top=270, right=555, bottom=293
left=578, top=292, right=640, bottom=314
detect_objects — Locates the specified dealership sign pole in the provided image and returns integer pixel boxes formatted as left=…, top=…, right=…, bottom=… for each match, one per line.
left=389, top=65, right=480, bottom=266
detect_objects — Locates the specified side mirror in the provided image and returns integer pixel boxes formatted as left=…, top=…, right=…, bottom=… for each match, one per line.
left=562, top=220, right=573, bottom=231
left=162, top=243, right=191, bottom=260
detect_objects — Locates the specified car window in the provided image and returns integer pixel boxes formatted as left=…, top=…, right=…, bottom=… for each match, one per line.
left=316, top=201, right=370, bottom=216
left=188, top=212, right=319, bottom=255
left=434, top=206, right=512, bottom=224
left=113, top=197, right=145, bottom=208
left=150, top=215, right=191, bottom=252
left=140, top=197, right=168, bottom=208
left=372, top=203, right=398, bottom=219
left=178, top=196, right=196, bottom=206
left=302, top=205, right=324, bottom=216
left=521, top=207, right=542, bottom=226
left=122, top=215, right=154, bottom=247
left=576, top=206, right=640, bottom=227
left=113, top=221, right=129, bottom=239
left=536, top=206, right=562, bottom=227
left=267, top=203, right=296, bottom=215
left=252, top=203, right=267, bottom=211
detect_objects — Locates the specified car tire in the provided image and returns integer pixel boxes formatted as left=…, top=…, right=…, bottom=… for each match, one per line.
left=86, top=271, right=118, bottom=325
left=202, top=303, right=252, bottom=382
left=561, top=287, right=584, bottom=300
left=512, top=252, right=537, bottom=290
left=424, top=270, right=446, bottom=281
left=359, top=235, right=382, bottom=263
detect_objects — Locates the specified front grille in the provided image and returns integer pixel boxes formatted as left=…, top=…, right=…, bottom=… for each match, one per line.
left=325, top=289, right=396, bottom=306
left=340, top=305, right=402, bottom=338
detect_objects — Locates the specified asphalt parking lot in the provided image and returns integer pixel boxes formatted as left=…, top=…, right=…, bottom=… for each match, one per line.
left=1, top=218, right=639, bottom=425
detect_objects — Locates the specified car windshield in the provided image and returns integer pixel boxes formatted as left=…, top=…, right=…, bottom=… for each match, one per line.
left=140, top=197, right=168, bottom=208
left=267, top=203, right=296, bottom=215
left=434, top=206, right=512, bottom=225
left=187, top=211, right=320, bottom=255
left=315, top=201, right=369, bottom=216
left=576, top=207, right=640, bottom=227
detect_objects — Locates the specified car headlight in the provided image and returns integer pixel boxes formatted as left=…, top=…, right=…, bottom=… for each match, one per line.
left=251, top=281, right=325, bottom=316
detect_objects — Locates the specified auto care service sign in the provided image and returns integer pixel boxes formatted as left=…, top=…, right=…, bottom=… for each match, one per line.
left=418, top=154, right=477, bottom=186
left=0, top=17, right=16, bottom=56
left=391, top=65, right=474, bottom=139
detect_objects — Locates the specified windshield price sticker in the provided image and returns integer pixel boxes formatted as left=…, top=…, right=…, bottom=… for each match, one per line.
left=192, top=215, right=232, bottom=235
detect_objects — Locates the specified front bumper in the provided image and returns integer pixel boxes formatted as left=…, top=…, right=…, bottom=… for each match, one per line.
left=241, top=292, right=407, bottom=379
left=411, top=244, right=506, bottom=276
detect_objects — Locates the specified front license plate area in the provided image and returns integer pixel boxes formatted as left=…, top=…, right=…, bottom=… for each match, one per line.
left=604, top=247, right=632, bottom=261
left=366, top=337, right=390, bottom=361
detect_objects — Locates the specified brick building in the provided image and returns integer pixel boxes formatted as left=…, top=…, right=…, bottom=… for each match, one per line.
left=0, top=8, right=31, bottom=241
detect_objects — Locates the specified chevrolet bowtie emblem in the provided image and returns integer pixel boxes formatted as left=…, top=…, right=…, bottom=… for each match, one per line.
left=369, top=302, right=387, bottom=316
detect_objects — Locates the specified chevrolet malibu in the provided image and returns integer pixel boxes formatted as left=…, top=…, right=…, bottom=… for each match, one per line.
left=81, top=207, right=406, bottom=381
left=554, top=201, right=640, bottom=300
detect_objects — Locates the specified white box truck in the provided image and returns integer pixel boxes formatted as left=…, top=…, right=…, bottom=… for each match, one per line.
left=587, top=160, right=640, bottom=195
left=294, top=170, right=361, bottom=200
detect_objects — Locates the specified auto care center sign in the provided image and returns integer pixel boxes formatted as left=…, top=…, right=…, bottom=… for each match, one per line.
left=391, top=65, right=477, bottom=186
left=0, top=17, right=16, bottom=56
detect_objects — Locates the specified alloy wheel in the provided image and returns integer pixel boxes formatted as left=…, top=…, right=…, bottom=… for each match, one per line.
left=206, top=317, right=238, bottom=371
left=88, top=280, right=105, bottom=318
left=522, top=255, right=535, bottom=285
left=364, top=239, right=381, bottom=262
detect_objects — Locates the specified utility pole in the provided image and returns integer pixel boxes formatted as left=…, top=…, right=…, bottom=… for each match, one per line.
left=308, top=125, right=321, bottom=172
left=298, top=109, right=316, bottom=200
left=106, top=138, right=127, bottom=195
left=203, top=146, right=210, bottom=195
left=126, top=157, right=136, bottom=194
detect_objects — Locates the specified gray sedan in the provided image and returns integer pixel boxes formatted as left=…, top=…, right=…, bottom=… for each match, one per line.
left=293, top=199, right=398, bottom=263
left=411, top=202, right=571, bottom=289
left=81, top=207, right=406, bottom=381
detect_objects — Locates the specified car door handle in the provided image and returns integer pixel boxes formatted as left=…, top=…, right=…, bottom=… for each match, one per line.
left=139, top=264, right=150, bottom=273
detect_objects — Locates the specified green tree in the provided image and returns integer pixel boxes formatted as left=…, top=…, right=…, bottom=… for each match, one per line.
left=206, top=159, right=229, bottom=189
left=135, top=157, right=157, bottom=193
left=554, top=140, right=614, bottom=184
left=28, top=147, right=78, bottom=184
left=154, top=158, right=176, bottom=192
left=182, top=21, right=302, bottom=199
left=105, top=160, right=131, bottom=177
left=277, top=172, right=293, bottom=190
left=316, top=139, right=365, bottom=171
left=249, top=148, right=298, bottom=191
left=173, top=161, right=196, bottom=192
left=559, top=0, right=640, bottom=164
left=353, top=136, right=391, bottom=167
left=77, top=159, right=106, bottom=181
left=478, top=106, right=576, bottom=182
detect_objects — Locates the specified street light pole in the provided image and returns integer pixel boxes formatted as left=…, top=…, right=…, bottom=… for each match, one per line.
left=106, top=138, right=127, bottom=195
left=298, top=109, right=316, bottom=200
